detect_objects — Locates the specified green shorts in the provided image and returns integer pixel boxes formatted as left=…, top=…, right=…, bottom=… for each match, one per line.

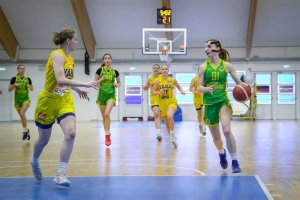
left=15, top=98, right=30, bottom=110
left=96, top=91, right=116, bottom=107
left=204, top=100, right=232, bottom=126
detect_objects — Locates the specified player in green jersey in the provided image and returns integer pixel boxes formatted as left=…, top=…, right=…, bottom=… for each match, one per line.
left=94, top=53, right=121, bottom=146
left=198, top=39, right=243, bottom=173
left=8, top=64, right=33, bottom=140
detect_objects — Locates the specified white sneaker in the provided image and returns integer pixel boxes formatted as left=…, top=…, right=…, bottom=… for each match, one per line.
left=31, top=162, right=43, bottom=181
left=156, top=133, right=162, bottom=141
left=199, top=125, right=207, bottom=136
left=170, top=134, right=178, bottom=148
left=53, top=172, right=71, bottom=187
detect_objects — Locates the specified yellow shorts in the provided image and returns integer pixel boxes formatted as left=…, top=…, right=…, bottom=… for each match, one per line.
left=159, top=97, right=177, bottom=118
left=194, top=94, right=203, bottom=110
left=150, top=95, right=159, bottom=107
left=35, top=89, right=75, bottom=128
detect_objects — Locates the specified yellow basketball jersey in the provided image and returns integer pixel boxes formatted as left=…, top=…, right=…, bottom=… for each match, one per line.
left=43, top=49, right=74, bottom=95
left=193, top=76, right=203, bottom=99
left=193, top=76, right=203, bottom=108
left=158, top=76, right=174, bottom=99
left=149, top=74, right=160, bottom=92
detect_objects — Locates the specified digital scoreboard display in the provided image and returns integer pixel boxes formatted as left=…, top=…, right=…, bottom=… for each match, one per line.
left=157, top=8, right=172, bottom=25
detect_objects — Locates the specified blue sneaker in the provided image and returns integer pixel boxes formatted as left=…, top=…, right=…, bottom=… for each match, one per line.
left=219, top=149, right=228, bottom=169
left=232, top=160, right=241, bottom=173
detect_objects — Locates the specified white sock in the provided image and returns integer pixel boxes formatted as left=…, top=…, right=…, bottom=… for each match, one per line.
left=199, top=122, right=202, bottom=126
left=230, top=153, right=238, bottom=160
left=23, top=128, right=28, bottom=132
left=170, top=130, right=174, bottom=135
left=58, top=162, right=68, bottom=173
left=31, top=156, right=39, bottom=165
left=156, top=129, right=161, bottom=135
left=218, top=148, right=225, bottom=154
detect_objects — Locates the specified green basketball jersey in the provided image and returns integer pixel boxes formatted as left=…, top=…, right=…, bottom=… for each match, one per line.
left=98, top=67, right=117, bottom=95
left=203, top=59, right=229, bottom=105
left=15, top=75, right=30, bottom=102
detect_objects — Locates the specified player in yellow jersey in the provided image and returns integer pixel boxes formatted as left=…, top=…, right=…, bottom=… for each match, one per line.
left=94, top=53, right=121, bottom=146
left=152, top=64, right=185, bottom=148
left=198, top=39, right=242, bottom=173
left=189, top=75, right=206, bottom=136
left=31, top=28, right=99, bottom=187
left=8, top=64, right=33, bottom=140
left=143, top=64, right=162, bottom=141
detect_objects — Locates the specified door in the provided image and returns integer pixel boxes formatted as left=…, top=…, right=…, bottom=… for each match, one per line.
left=123, top=74, right=143, bottom=119
left=255, top=73, right=273, bottom=119
left=276, top=73, right=296, bottom=119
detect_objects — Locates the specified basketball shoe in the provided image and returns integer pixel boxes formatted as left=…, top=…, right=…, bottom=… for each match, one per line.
left=156, top=133, right=162, bottom=141
left=219, top=149, right=228, bottom=169
left=53, top=172, right=70, bottom=187
left=31, top=162, right=42, bottom=181
left=199, top=125, right=206, bottom=136
left=22, top=129, right=30, bottom=140
left=232, top=160, right=242, bottom=173
left=105, top=134, right=111, bottom=146
left=170, top=134, right=177, bottom=148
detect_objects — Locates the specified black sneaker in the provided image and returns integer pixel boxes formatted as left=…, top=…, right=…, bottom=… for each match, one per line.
left=219, top=149, right=228, bottom=169
left=22, top=129, right=30, bottom=140
left=232, top=160, right=241, bottom=173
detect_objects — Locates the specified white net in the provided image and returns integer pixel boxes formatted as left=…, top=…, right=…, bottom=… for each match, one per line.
left=159, top=53, right=169, bottom=62
left=159, top=52, right=173, bottom=65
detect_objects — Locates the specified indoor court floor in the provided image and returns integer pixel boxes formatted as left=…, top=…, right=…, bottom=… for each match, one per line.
left=0, top=120, right=299, bottom=200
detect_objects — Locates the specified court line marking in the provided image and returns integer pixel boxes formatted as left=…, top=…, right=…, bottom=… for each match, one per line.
left=255, top=175, right=274, bottom=200
left=0, top=162, right=206, bottom=176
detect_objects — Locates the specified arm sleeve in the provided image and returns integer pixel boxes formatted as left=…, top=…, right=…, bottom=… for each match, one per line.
left=10, top=77, right=16, bottom=84
left=115, top=70, right=119, bottom=77
left=95, top=67, right=102, bottom=75
left=28, top=77, right=32, bottom=85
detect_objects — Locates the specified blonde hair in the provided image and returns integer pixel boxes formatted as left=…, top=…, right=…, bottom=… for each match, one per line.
left=52, top=28, right=76, bottom=46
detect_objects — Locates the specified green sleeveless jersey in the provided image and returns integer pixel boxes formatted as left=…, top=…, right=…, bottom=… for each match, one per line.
left=15, top=75, right=30, bottom=102
left=203, top=59, right=229, bottom=105
left=98, top=67, right=117, bottom=95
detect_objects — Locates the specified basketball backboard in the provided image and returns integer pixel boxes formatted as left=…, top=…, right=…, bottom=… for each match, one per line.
left=142, top=28, right=187, bottom=55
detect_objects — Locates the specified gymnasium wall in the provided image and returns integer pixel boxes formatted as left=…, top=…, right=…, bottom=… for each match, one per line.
left=0, top=47, right=300, bottom=121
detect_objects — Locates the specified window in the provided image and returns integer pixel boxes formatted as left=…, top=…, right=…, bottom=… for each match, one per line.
left=278, top=74, right=295, bottom=104
left=175, top=73, right=195, bottom=104
left=255, top=74, right=271, bottom=104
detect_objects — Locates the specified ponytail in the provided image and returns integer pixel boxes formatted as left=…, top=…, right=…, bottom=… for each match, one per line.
left=219, top=48, right=230, bottom=62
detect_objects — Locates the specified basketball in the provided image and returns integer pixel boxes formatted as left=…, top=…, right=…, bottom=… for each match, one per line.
left=232, top=83, right=252, bottom=102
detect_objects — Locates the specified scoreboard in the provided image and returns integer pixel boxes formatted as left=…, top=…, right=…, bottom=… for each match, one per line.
left=157, top=8, right=172, bottom=25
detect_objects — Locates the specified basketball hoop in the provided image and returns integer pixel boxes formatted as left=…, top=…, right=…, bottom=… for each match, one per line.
left=159, top=53, right=169, bottom=62
left=159, top=49, right=169, bottom=62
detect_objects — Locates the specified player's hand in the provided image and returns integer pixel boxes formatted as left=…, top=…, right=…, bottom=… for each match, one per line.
left=99, top=76, right=106, bottom=82
left=76, top=89, right=89, bottom=101
left=90, top=80, right=100, bottom=90
left=206, top=82, right=217, bottom=94
left=15, top=83, right=20, bottom=87
left=181, top=91, right=186, bottom=95
left=159, top=89, right=164, bottom=95
left=114, top=83, right=121, bottom=88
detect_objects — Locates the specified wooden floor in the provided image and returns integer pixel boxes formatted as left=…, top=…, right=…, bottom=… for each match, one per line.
left=0, top=120, right=299, bottom=200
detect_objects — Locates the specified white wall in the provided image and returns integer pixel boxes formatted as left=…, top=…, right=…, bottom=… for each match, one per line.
left=1, top=47, right=300, bottom=121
